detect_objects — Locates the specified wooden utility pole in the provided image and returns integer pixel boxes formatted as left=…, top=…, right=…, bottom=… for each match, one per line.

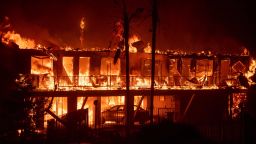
left=150, top=0, right=157, bottom=125
left=122, top=0, right=133, bottom=135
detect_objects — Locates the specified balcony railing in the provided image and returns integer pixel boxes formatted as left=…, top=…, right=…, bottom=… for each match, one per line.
left=28, top=74, right=235, bottom=91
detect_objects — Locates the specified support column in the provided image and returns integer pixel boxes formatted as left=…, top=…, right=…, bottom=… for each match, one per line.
left=68, top=96, right=77, bottom=113
left=228, top=94, right=233, bottom=119
left=127, top=94, right=134, bottom=126
left=147, top=94, right=152, bottom=120
left=53, top=54, right=62, bottom=89
left=35, top=97, right=45, bottom=129
left=94, top=96, right=101, bottom=128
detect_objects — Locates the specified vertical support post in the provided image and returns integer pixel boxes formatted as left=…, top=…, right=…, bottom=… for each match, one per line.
left=35, top=97, right=45, bottom=129
left=53, top=53, right=62, bottom=90
left=68, top=96, right=77, bottom=114
left=94, top=97, right=101, bottom=128
left=228, top=93, right=233, bottom=119
left=25, top=55, right=31, bottom=74
left=218, top=58, right=221, bottom=85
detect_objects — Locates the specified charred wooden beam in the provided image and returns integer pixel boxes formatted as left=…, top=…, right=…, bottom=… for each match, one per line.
left=80, top=96, right=88, bottom=109
left=134, top=96, right=144, bottom=118
left=45, top=109, right=66, bottom=126
left=182, top=94, right=195, bottom=121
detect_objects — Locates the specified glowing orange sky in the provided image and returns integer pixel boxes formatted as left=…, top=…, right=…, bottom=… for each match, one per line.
left=1, top=0, right=256, bottom=54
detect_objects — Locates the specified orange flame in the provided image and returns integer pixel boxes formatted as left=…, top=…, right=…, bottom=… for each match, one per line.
left=2, top=31, right=36, bottom=49
left=79, top=57, right=92, bottom=86
left=129, top=34, right=140, bottom=53
left=77, top=97, right=94, bottom=125
left=245, top=58, right=256, bottom=85
left=31, top=56, right=54, bottom=90
left=144, top=42, right=151, bottom=53
left=80, top=17, right=86, bottom=30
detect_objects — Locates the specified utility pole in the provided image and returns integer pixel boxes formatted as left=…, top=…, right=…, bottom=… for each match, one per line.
left=119, top=0, right=144, bottom=135
left=150, top=0, right=157, bottom=125
left=122, top=0, right=133, bottom=136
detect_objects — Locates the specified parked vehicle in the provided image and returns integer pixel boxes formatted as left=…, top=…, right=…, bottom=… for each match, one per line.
left=101, top=105, right=150, bottom=124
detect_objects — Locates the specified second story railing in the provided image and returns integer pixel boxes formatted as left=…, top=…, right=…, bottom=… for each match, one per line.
left=28, top=74, right=238, bottom=91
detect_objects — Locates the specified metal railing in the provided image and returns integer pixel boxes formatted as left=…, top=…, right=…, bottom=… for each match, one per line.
left=30, top=75, right=237, bottom=91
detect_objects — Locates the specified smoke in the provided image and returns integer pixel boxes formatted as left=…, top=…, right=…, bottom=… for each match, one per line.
left=0, top=0, right=110, bottom=49
left=1, top=0, right=255, bottom=54
left=154, top=0, right=251, bottom=54
left=0, top=0, right=69, bottom=49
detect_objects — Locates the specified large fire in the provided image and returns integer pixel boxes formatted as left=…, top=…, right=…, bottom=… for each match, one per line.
left=2, top=22, right=256, bottom=128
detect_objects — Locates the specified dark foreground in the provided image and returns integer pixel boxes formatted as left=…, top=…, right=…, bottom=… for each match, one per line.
left=2, top=117, right=255, bottom=144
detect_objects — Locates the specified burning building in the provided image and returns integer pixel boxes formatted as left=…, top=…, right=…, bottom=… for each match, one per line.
left=0, top=17, right=253, bottom=138
left=0, top=0, right=256, bottom=142
left=1, top=37, right=251, bottom=129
